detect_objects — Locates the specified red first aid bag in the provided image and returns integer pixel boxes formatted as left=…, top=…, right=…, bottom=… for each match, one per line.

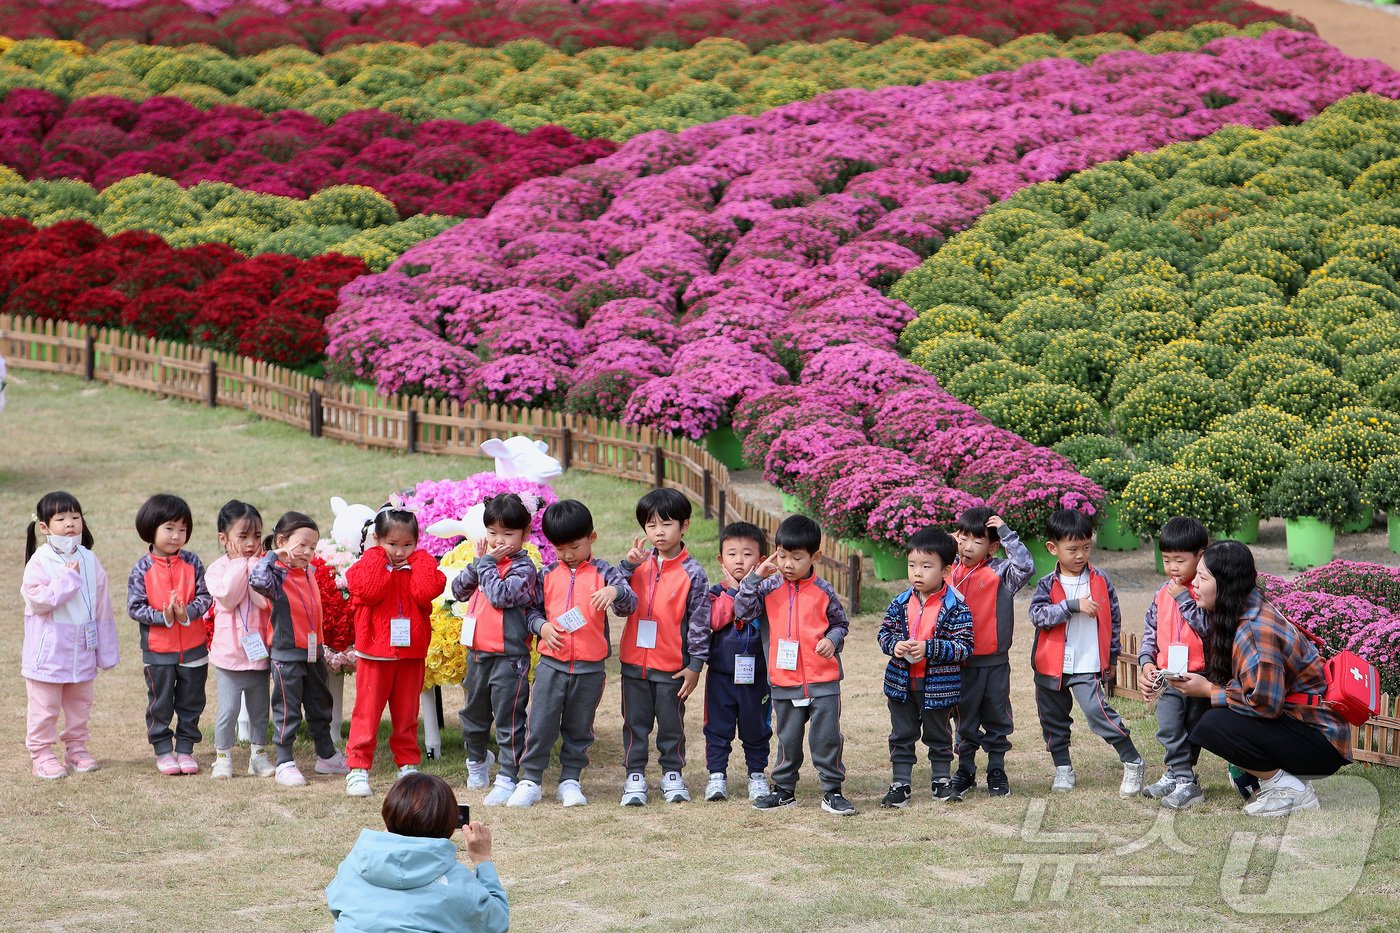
left=1285, top=624, right=1380, bottom=727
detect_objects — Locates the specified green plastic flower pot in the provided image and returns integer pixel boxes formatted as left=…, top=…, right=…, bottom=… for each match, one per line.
left=1096, top=501, right=1140, bottom=552
left=1227, top=511, right=1260, bottom=545
left=781, top=492, right=802, bottom=514
left=1340, top=507, right=1374, bottom=534
left=870, top=542, right=907, bottom=582
left=1025, top=537, right=1059, bottom=580
left=841, top=537, right=875, bottom=557
left=701, top=426, right=746, bottom=470
left=1285, top=517, right=1335, bottom=570
left=1389, top=513, right=1400, bottom=555
left=1153, top=541, right=1164, bottom=575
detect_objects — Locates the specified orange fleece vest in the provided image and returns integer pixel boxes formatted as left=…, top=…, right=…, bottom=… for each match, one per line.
left=541, top=561, right=611, bottom=667
left=952, top=560, right=1001, bottom=656
left=1154, top=585, right=1205, bottom=673
left=763, top=574, right=840, bottom=692
left=621, top=550, right=695, bottom=674
left=1033, top=569, right=1112, bottom=679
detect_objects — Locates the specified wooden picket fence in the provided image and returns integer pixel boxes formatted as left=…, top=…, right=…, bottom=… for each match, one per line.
left=0, top=315, right=864, bottom=612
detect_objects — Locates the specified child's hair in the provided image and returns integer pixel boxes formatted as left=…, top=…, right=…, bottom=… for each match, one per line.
left=908, top=526, right=956, bottom=565
left=955, top=506, right=999, bottom=542
left=1159, top=516, right=1209, bottom=553
left=25, top=491, right=94, bottom=562
left=1045, top=508, right=1093, bottom=543
left=216, top=499, right=263, bottom=536
left=482, top=493, right=532, bottom=532
left=720, top=521, right=767, bottom=554
left=371, top=505, right=420, bottom=549
left=135, top=493, right=194, bottom=545
left=263, top=511, right=319, bottom=552
left=774, top=515, right=821, bottom=554
left=635, top=487, right=691, bottom=527
left=541, top=499, right=594, bottom=545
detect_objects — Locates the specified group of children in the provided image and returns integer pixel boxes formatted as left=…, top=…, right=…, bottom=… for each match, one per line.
left=20, top=484, right=1216, bottom=815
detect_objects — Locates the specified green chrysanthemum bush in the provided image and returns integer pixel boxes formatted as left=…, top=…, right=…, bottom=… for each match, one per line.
left=1363, top=454, right=1400, bottom=515
left=1174, top=433, right=1297, bottom=512
left=1294, top=423, right=1400, bottom=488
left=944, top=360, right=1044, bottom=408
left=1119, top=466, right=1245, bottom=536
left=980, top=383, right=1108, bottom=448
left=1265, top=461, right=1364, bottom=528
left=1209, top=405, right=1309, bottom=449
left=1113, top=371, right=1238, bottom=444
left=1053, top=434, right=1130, bottom=470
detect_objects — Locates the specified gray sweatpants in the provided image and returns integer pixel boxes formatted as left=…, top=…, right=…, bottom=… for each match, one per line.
left=271, top=658, right=337, bottom=765
left=1156, top=685, right=1211, bottom=780
left=621, top=674, right=686, bottom=774
left=888, top=693, right=955, bottom=784
left=214, top=666, right=270, bottom=750
left=460, top=654, right=530, bottom=782
left=144, top=663, right=208, bottom=755
left=517, top=665, right=605, bottom=785
left=772, top=693, right=845, bottom=794
left=1035, top=673, right=1139, bottom=768
left=956, top=662, right=1014, bottom=772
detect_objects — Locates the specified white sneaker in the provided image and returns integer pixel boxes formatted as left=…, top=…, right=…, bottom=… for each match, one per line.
left=483, top=775, right=515, bottom=806
left=346, top=769, right=372, bottom=797
left=506, top=780, right=542, bottom=808
left=275, top=762, right=307, bottom=787
left=1244, top=782, right=1319, bottom=817
left=315, top=750, right=350, bottom=775
left=466, top=751, right=496, bottom=790
left=397, top=764, right=419, bottom=779
left=557, top=779, right=588, bottom=807
left=248, top=748, right=275, bottom=778
left=661, top=771, right=690, bottom=803
left=620, top=772, right=648, bottom=807
left=1051, top=765, right=1077, bottom=793
left=211, top=755, right=233, bottom=780
left=747, top=772, right=770, bottom=801
left=1120, top=758, right=1146, bottom=797
left=705, top=772, right=728, bottom=801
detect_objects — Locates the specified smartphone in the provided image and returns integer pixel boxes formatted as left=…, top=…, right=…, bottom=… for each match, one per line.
left=1159, top=670, right=1188, bottom=681
left=457, top=804, right=471, bottom=828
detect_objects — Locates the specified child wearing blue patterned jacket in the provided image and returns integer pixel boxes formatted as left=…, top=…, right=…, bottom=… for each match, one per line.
left=876, top=527, right=973, bottom=808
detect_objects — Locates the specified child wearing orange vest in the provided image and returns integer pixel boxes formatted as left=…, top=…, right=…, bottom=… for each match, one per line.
left=1029, top=509, right=1144, bottom=797
left=1137, top=517, right=1211, bottom=811
left=618, top=488, right=710, bottom=806
left=510, top=500, right=636, bottom=808
left=948, top=507, right=1035, bottom=800
left=735, top=515, right=853, bottom=816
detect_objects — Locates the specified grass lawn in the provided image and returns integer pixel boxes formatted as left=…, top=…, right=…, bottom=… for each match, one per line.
left=2, top=369, right=1398, bottom=932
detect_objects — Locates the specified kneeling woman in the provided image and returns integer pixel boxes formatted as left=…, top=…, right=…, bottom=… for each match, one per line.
left=1173, top=541, right=1350, bottom=816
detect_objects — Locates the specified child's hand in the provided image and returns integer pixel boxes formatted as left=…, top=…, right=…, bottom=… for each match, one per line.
left=1101, top=666, right=1117, bottom=690
left=892, top=639, right=916, bottom=659
left=162, top=602, right=177, bottom=625
left=815, top=637, right=836, bottom=659
left=590, top=585, right=618, bottom=612
left=674, top=667, right=700, bottom=700
left=275, top=545, right=297, bottom=564
left=986, top=515, right=1005, bottom=530
left=1080, top=597, right=1101, bottom=616
left=1165, top=580, right=1188, bottom=599
left=626, top=536, right=648, bottom=565
left=1140, top=663, right=1160, bottom=702
left=754, top=554, right=781, bottom=579
left=539, top=622, right=565, bottom=653
left=905, top=640, right=925, bottom=663
left=64, top=559, right=80, bottom=573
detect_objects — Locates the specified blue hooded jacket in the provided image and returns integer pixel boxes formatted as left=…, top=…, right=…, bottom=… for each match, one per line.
left=326, top=830, right=509, bottom=933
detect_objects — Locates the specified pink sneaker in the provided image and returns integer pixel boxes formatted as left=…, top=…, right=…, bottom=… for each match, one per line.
left=156, top=753, right=181, bottom=776
left=176, top=753, right=200, bottom=775
left=32, top=756, right=68, bottom=780
left=66, top=749, right=100, bottom=773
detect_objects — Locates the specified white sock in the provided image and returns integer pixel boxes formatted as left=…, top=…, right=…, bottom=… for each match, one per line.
left=1262, top=770, right=1306, bottom=793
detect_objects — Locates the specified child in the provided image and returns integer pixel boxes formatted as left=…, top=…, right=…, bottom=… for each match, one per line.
left=949, top=508, right=1035, bottom=799
left=703, top=521, right=773, bottom=803
left=877, top=527, right=974, bottom=807
left=128, top=493, right=213, bottom=776
left=344, top=505, right=447, bottom=797
left=510, top=500, right=637, bottom=808
left=618, top=488, right=710, bottom=806
left=451, top=493, right=539, bottom=806
left=1138, top=516, right=1211, bottom=810
left=205, top=500, right=275, bottom=779
left=22, top=492, right=118, bottom=779
left=735, top=515, right=853, bottom=815
left=1029, top=509, right=1144, bottom=796
left=250, top=511, right=349, bottom=787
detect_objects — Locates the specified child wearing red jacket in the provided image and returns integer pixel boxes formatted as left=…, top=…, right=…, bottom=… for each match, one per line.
left=344, top=507, right=447, bottom=798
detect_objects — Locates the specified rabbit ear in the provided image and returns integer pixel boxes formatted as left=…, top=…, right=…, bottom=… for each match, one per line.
left=426, top=519, right=469, bottom=539
left=331, top=496, right=348, bottom=516
left=480, top=439, right=508, bottom=458
left=534, top=440, right=549, bottom=454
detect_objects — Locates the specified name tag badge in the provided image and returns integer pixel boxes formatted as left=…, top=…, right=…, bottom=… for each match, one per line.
left=1166, top=644, right=1189, bottom=675
left=306, top=632, right=318, bottom=663
left=635, top=618, right=658, bottom=650
left=556, top=607, right=587, bottom=633
left=791, top=697, right=812, bottom=708
left=82, top=622, right=98, bottom=651
left=777, top=639, right=799, bottom=671
left=734, top=654, right=756, bottom=685
left=390, top=617, right=412, bottom=648
left=1062, top=645, right=1075, bottom=674
left=459, top=615, right=477, bottom=648
left=241, top=632, right=269, bottom=662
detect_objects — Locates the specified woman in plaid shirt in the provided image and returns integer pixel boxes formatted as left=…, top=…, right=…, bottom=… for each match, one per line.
left=1173, top=541, right=1350, bottom=817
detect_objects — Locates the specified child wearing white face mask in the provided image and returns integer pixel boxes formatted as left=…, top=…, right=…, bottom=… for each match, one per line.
left=21, top=492, right=119, bottom=779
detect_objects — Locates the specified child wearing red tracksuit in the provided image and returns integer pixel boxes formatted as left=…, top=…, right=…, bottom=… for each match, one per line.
left=343, top=507, right=447, bottom=798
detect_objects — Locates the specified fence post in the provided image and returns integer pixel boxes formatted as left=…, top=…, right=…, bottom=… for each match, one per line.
left=702, top=469, right=713, bottom=519
left=309, top=389, right=323, bottom=438
left=206, top=358, right=217, bottom=408
left=407, top=409, right=419, bottom=454
left=717, top=487, right=726, bottom=526
left=848, top=554, right=862, bottom=614
left=560, top=427, right=572, bottom=472
left=653, top=445, right=665, bottom=489
left=84, top=331, right=95, bottom=382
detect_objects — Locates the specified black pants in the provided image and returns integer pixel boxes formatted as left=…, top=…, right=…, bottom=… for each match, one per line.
left=888, top=693, right=955, bottom=784
left=1191, top=708, right=1348, bottom=778
left=271, top=658, right=337, bottom=765
left=144, top=663, right=208, bottom=755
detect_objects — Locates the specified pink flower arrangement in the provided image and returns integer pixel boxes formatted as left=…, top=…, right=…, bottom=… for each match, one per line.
left=867, top=486, right=988, bottom=548
left=762, top=423, right=869, bottom=493
left=816, top=462, right=930, bottom=540
left=403, top=474, right=558, bottom=562
left=986, top=471, right=1106, bottom=539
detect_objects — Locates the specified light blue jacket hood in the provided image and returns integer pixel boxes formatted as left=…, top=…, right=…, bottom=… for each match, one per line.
left=342, top=830, right=458, bottom=890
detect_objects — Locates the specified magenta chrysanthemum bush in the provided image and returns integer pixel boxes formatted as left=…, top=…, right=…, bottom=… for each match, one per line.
left=402, top=475, right=558, bottom=561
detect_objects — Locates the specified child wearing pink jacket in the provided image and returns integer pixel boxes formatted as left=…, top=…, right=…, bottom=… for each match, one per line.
left=21, top=492, right=119, bottom=779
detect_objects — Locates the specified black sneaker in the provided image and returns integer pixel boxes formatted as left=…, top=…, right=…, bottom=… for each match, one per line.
left=948, top=768, right=976, bottom=802
left=880, top=782, right=912, bottom=808
left=752, top=788, right=797, bottom=810
left=821, top=790, right=856, bottom=816
left=931, top=778, right=954, bottom=802
left=987, top=767, right=1011, bottom=797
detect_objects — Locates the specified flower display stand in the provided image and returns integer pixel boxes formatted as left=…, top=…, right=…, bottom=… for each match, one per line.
left=1096, top=502, right=1140, bottom=552
left=1285, top=517, right=1335, bottom=570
